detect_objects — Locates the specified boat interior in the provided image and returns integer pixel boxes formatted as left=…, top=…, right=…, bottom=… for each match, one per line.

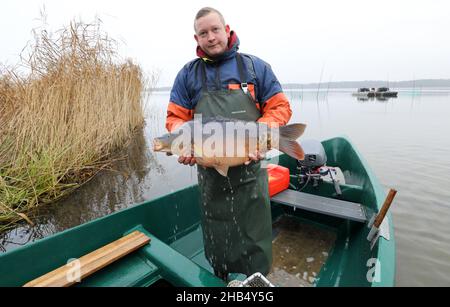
left=1, top=137, right=394, bottom=287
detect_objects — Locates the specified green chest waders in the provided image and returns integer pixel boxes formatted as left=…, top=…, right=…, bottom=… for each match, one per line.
left=194, top=54, right=272, bottom=278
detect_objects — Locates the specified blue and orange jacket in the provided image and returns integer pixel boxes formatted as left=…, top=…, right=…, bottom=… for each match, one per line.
left=166, top=31, right=292, bottom=132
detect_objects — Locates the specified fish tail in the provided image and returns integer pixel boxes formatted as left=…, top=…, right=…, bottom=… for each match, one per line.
left=279, top=123, right=306, bottom=140
left=278, top=123, right=306, bottom=160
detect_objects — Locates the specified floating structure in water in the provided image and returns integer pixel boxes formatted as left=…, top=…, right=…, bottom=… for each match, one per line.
left=352, top=87, right=398, bottom=98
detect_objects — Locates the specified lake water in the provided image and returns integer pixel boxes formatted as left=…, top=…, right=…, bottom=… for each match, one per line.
left=1, top=88, right=450, bottom=287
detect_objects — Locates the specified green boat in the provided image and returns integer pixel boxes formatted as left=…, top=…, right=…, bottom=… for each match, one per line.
left=0, top=136, right=395, bottom=287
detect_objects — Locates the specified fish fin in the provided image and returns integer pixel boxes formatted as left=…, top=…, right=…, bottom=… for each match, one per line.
left=279, top=123, right=306, bottom=140
left=279, top=138, right=305, bottom=160
left=214, top=165, right=229, bottom=177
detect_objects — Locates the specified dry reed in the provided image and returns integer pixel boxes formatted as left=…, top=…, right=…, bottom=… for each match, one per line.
left=0, top=20, right=146, bottom=232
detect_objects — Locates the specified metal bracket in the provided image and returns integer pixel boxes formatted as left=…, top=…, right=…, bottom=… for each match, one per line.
left=241, top=82, right=248, bottom=94
left=369, top=217, right=391, bottom=250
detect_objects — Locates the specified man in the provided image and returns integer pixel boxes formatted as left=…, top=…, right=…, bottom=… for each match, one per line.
left=165, top=7, right=292, bottom=280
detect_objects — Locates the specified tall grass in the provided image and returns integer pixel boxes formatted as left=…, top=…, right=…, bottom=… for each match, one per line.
left=0, top=20, right=146, bottom=232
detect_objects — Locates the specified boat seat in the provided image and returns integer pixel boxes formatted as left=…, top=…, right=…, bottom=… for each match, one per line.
left=23, top=231, right=151, bottom=287
left=271, top=189, right=367, bottom=223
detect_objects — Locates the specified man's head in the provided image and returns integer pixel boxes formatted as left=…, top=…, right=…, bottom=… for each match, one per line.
left=194, top=7, right=231, bottom=58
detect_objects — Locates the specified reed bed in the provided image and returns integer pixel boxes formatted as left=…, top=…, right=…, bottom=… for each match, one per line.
left=0, top=20, right=146, bottom=232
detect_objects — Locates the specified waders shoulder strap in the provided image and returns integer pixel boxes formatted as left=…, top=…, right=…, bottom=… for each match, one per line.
left=236, top=53, right=263, bottom=114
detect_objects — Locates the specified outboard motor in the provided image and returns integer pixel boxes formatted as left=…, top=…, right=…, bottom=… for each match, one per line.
left=296, top=139, right=342, bottom=196
left=297, top=139, right=327, bottom=169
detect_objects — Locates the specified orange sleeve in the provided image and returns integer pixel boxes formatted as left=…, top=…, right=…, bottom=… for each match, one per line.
left=166, top=102, right=194, bottom=132
left=257, top=92, right=292, bottom=127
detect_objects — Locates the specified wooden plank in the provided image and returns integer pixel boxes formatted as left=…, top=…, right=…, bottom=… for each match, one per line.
left=23, top=231, right=151, bottom=287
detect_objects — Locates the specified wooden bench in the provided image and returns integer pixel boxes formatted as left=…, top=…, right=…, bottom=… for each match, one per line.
left=23, top=231, right=151, bottom=287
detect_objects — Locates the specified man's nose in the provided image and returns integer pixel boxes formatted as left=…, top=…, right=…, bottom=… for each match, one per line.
left=207, top=32, right=215, bottom=42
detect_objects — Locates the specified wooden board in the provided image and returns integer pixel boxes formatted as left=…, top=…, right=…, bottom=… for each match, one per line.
left=23, top=231, right=150, bottom=287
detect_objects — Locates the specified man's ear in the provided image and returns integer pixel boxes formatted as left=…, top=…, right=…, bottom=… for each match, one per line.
left=194, top=34, right=199, bottom=43
left=225, top=25, right=231, bottom=38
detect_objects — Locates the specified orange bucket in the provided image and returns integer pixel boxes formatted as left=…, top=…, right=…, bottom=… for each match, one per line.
left=266, top=164, right=290, bottom=197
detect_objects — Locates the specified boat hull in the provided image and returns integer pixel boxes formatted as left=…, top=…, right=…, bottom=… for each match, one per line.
left=0, top=136, right=395, bottom=287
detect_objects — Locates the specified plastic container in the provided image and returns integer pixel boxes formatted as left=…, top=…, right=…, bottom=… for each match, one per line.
left=266, top=164, right=290, bottom=197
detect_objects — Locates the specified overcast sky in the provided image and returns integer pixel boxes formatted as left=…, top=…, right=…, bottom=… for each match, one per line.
left=1, top=0, right=449, bottom=86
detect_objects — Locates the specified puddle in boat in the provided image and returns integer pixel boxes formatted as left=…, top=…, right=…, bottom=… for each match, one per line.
left=267, top=215, right=337, bottom=287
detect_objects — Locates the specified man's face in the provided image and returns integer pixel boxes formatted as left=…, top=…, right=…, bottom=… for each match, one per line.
left=194, top=12, right=231, bottom=58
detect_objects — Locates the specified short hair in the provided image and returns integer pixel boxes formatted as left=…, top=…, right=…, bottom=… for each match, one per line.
left=194, top=7, right=226, bottom=32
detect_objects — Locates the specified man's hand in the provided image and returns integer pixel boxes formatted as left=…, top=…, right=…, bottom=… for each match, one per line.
left=244, top=150, right=265, bottom=165
left=178, top=155, right=197, bottom=166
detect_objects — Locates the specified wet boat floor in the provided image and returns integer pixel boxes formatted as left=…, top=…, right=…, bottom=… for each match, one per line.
left=267, top=215, right=337, bottom=287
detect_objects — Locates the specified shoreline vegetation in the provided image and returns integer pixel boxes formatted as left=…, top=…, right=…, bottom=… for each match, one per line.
left=0, top=20, right=148, bottom=233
